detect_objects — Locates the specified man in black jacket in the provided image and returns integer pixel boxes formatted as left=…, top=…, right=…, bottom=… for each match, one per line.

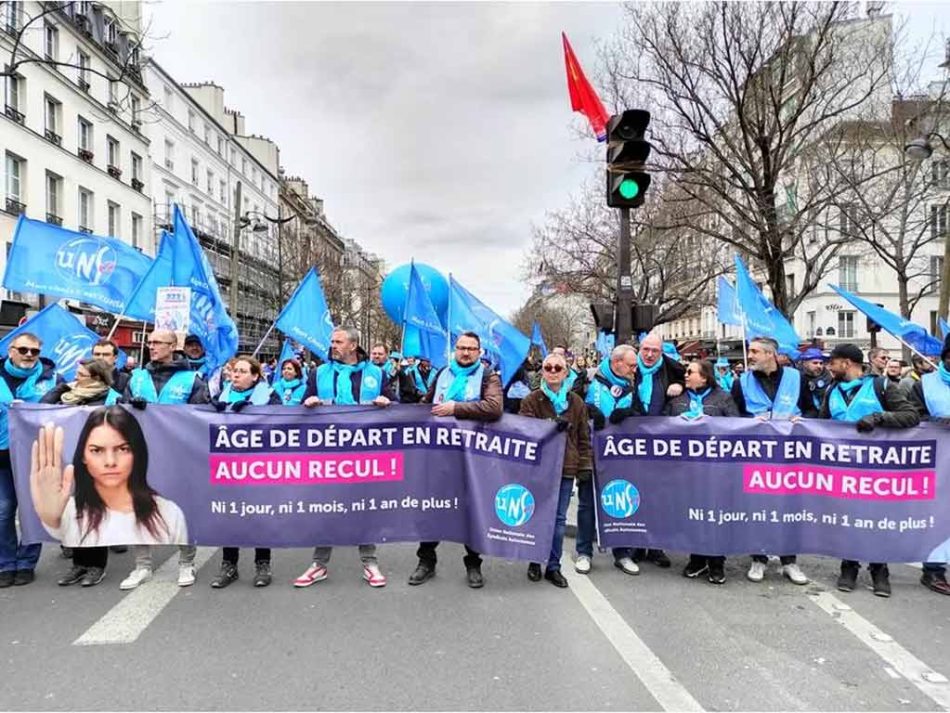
left=819, top=343, right=920, bottom=598
left=92, top=338, right=129, bottom=395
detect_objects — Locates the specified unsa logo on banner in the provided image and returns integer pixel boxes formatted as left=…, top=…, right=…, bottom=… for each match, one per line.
left=601, top=479, right=640, bottom=519
left=494, top=484, right=535, bottom=527
left=55, top=237, right=117, bottom=287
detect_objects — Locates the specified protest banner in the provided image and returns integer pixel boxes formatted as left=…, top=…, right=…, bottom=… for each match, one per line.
left=594, top=418, right=950, bottom=563
left=10, top=404, right=564, bottom=562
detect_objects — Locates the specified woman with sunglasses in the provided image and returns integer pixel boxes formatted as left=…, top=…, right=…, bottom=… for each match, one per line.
left=664, top=359, right=739, bottom=584
left=40, top=359, right=124, bottom=587
left=518, top=352, right=592, bottom=588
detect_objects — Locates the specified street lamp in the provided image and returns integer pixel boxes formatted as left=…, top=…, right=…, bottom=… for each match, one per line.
left=904, top=130, right=950, bottom=322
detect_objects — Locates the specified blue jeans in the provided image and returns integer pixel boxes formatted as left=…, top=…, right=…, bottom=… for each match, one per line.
left=0, top=463, right=42, bottom=572
left=574, top=475, right=631, bottom=561
left=546, top=478, right=575, bottom=573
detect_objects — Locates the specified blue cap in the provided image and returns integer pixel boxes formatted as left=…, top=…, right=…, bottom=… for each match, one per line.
left=799, top=347, right=826, bottom=362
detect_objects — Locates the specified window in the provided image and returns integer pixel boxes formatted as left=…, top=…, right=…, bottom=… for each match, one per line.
left=839, top=204, right=859, bottom=236
left=107, top=201, right=120, bottom=237
left=230, top=147, right=236, bottom=164
left=839, top=255, right=858, bottom=291
left=104, top=17, right=117, bottom=45
left=163, top=86, right=173, bottom=110
left=242, top=158, right=247, bottom=175
left=78, top=117, right=93, bottom=152
left=44, top=22, right=58, bottom=61
left=44, top=95, right=61, bottom=142
left=204, top=124, right=210, bottom=144
left=217, top=136, right=224, bottom=155
left=131, top=95, right=141, bottom=122
left=252, top=168, right=258, bottom=185
left=164, top=191, right=175, bottom=216
left=934, top=160, right=950, bottom=190
left=785, top=274, right=795, bottom=298
left=932, top=205, right=948, bottom=238
left=807, top=311, right=816, bottom=337
left=107, top=76, right=117, bottom=105
left=837, top=311, right=855, bottom=339
left=188, top=110, right=196, bottom=132
left=107, top=136, right=120, bottom=169
left=207, top=169, right=214, bottom=195
left=5, top=74, right=22, bottom=114
left=131, top=153, right=142, bottom=181
left=4, top=2, right=22, bottom=32
left=219, top=179, right=227, bottom=203
left=931, top=256, right=944, bottom=294
left=77, top=52, right=90, bottom=90
left=46, top=172, right=61, bottom=219
left=164, top=140, right=175, bottom=171
left=191, top=158, right=199, bottom=186
left=131, top=213, right=142, bottom=249
left=6, top=154, right=23, bottom=203
left=78, top=188, right=93, bottom=232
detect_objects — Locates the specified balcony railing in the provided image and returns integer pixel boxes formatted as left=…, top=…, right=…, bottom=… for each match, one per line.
left=78, top=148, right=94, bottom=163
left=4, top=197, right=26, bottom=215
left=78, top=225, right=93, bottom=234
left=44, top=128, right=62, bottom=146
left=131, top=177, right=144, bottom=192
left=78, top=77, right=90, bottom=93
left=46, top=213, right=63, bottom=226
left=4, top=104, right=24, bottom=125
left=107, top=165, right=122, bottom=179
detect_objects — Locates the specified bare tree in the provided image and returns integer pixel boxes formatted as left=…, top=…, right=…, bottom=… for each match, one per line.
left=601, top=1, right=894, bottom=315
left=510, top=294, right=588, bottom=351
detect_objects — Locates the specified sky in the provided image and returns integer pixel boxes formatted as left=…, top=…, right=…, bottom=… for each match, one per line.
left=145, top=1, right=948, bottom=319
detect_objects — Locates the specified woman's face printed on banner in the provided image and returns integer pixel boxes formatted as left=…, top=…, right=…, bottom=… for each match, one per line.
left=83, top=424, right=134, bottom=492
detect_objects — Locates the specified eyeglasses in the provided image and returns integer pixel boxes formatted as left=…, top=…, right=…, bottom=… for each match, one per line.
left=543, top=365, right=565, bottom=373
left=456, top=346, right=480, bottom=352
left=12, top=346, right=41, bottom=357
left=147, top=340, right=174, bottom=347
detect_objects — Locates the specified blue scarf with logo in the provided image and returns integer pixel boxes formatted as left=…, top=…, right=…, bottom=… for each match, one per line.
left=444, top=359, right=479, bottom=402
left=636, top=355, right=663, bottom=412
left=541, top=380, right=570, bottom=416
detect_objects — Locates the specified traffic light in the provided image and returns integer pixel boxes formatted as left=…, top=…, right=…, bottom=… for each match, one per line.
left=606, top=109, right=652, bottom=208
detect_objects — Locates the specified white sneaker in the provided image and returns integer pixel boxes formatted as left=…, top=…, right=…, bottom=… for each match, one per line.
left=747, top=561, right=767, bottom=582
left=119, top=567, right=152, bottom=590
left=362, top=563, right=387, bottom=588
left=178, top=564, right=196, bottom=587
left=574, top=555, right=592, bottom=574
left=782, top=563, right=809, bottom=585
left=614, top=556, right=640, bottom=575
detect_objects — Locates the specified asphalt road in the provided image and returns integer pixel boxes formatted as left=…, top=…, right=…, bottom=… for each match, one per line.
left=1, top=542, right=948, bottom=711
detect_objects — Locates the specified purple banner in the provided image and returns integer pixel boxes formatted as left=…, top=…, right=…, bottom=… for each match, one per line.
left=594, top=417, right=950, bottom=563
left=10, top=404, right=565, bottom=562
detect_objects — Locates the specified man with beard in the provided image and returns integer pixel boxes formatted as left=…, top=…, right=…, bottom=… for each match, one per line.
left=799, top=347, right=832, bottom=413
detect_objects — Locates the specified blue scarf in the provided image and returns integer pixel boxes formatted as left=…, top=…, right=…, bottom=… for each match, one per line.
left=332, top=361, right=365, bottom=406
left=541, top=380, right=570, bottom=416
left=224, top=384, right=254, bottom=403
left=598, top=359, right=629, bottom=388
left=445, top=359, right=479, bottom=402
left=636, top=355, right=663, bottom=412
left=406, top=364, right=427, bottom=394
left=4, top=358, right=43, bottom=397
left=837, top=378, right=864, bottom=394
left=686, top=388, right=711, bottom=418
left=939, top=363, right=950, bottom=386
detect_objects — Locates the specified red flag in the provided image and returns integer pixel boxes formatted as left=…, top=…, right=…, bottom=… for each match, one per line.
left=562, top=32, right=609, bottom=142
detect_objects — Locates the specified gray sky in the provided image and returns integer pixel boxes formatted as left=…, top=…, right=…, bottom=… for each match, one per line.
left=146, top=1, right=947, bottom=319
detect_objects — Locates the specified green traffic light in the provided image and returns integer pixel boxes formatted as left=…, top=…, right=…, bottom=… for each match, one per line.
left=618, top=178, right=640, bottom=200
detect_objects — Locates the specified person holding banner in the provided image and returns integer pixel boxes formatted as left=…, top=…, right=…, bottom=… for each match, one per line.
left=799, top=348, right=832, bottom=413
left=92, top=339, right=130, bottom=396
left=0, top=332, right=60, bottom=587
left=819, top=344, right=920, bottom=598
left=630, top=333, right=685, bottom=569
left=295, top=327, right=392, bottom=589
left=731, top=336, right=815, bottom=586
left=120, top=329, right=209, bottom=591
left=582, top=344, right=641, bottom=576
left=665, top=359, right=739, bottom=584
left=409, top=331, right=503, bottom=589
left=209, top=356, right=280, bottom=589
left=399, top=356, right=435, bottom=405
left=519, top=352, right=592, bottom=588
left=907, top=335, right=950, bottom=596
left=271, top=359, right=307, bottom=406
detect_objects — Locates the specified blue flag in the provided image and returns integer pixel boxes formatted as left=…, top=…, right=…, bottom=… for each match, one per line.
left=734, top=256, right=801, bottom=354
left=717, top=277, right=742, bottom=326
left=939, top=317, right=949, bottom=340
left=0, top=304, right=126, bottom=380
left=278, top=339, right=296, bottom=367
left=446, top=276, right=530, bottom=385
left=122, top=205, right=238, bottom=372
left=530, top=322, right=548, bottom=358
left=2, top=215, right=153, bottom=314
left=402, top=263, right=448, bottom=368
left=830, top=285, right=943, bottom=357
left=274, top=267, right=334, bottom=361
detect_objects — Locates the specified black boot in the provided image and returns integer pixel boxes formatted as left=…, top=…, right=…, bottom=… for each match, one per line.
left=527, top=563, right=542, bottom=582
left=870, top=564, right=891, bottom=598
left=408, top=561, right=435, bottom=586
left=466, top=566, right=484, bottom=589
left=837, top=561, right=859, bottom=592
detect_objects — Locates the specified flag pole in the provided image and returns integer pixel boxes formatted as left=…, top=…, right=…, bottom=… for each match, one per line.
left=106, top=314, right=125, bottom=340
left=399, top=260, right=413, bottom=357
left=138, top=320, right=147, bottom=364
left=252, top=322, right=277, bottom=359
left=740, top=315, right=749, bottom=371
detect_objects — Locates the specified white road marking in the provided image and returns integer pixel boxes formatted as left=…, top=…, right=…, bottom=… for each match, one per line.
left=808, top=590, right=950, bottom=711
left=562, top=562, right=704, bottom=712
left=73, top=547, right=217, bottom=646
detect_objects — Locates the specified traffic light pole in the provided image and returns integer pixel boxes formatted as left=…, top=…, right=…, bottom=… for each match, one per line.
left=616, top=206, right=633, bottom=344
